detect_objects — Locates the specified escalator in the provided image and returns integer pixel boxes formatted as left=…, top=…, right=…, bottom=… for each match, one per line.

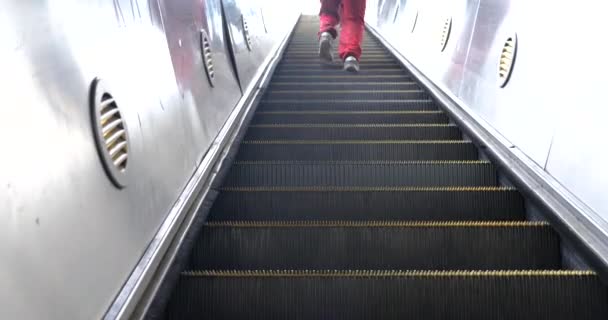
left=161, top=16, right=608, bottom=319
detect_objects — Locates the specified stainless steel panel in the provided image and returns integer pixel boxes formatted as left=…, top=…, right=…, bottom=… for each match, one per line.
left=457, top=0, right=556, bottom=166
left=0, top=0, right=273, bottom=319
left=222, top=0, right=270, bottom=89
left=366, top=0, right=608, bottom=240
left=0, top=1, right=201, bottom=318
left=158, top=0, right=242, bottom=153
left=367, top=0, right=477, bottom=105
left=544, top=1, right=608, bottom=224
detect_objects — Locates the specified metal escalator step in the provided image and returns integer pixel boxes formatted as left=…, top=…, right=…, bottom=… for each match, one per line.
left=190, top=221, right=560, bottom=270
left=281, top=58, right=397, bottom=64
left=224, top=161, right=496, bottom=187
left=272, top=69, right=406, bottom=76
left=258, top=99, right=438, bottom=111
left=251, top=111, right=447, bottom=124
left=236, top=141, right=477, bottom=161
left=275, top=66, right=402, bottom=72
left=166, top=270, right=607, bottom=320
left=285, top=47, right=386, bottom=52
left=210, top=187, right=524, bottom=221
left=271, top=74, right=411, bottom=82
left=264, top=89, right=427, bottom=100
left=268, top=81, right=419, bottom=90
left=283, top=52, right=391, bottom=57
left=276, top=63, right=401, bottom=70
left=245, top=124, right=461, bottom=140
left=282, top=51, right=390, bottom=57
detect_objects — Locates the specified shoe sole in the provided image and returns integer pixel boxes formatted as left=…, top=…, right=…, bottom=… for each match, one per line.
left=344, top=63, right=360, bottom=73
left=319, top=39, right=333, bottom=63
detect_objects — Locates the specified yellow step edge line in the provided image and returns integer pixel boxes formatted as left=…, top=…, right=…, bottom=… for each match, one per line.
left=248, top=124, right=453, bottom=128
left=204, top=220, right=548, bottom=228
left=267, top=90, right=422, bottom=93
left=270, top=82, right=414, bottom=84
left=183, top=270, right=596, bottom=277
left=255, top=111, right=440, bottom=114
left=220, top=186, right=516, bottom=192
left=233, top=160, right=490, bottom=165
left=242, top=140, right=470, bottom=144
left=261, top=99, right=433, bottom=103
left=273, top=75, right=409, bottom=79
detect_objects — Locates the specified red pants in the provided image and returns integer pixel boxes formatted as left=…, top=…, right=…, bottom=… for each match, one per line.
left=319, top=0, right=367, bottom=61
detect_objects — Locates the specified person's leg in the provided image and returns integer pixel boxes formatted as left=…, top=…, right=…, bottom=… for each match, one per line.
left=318, top=0, right=341, bottom=63
left=338, top=0, right=366, bottom=62
left=319, top=0, right=341, bottom=39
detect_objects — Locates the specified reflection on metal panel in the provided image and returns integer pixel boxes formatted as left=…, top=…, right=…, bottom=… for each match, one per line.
left=0, top=0, right=297, bottom=319
left=365, top=0, right=608, bottom=234
left=543, top=1, right=608, bottom=224
left=222, top=0, right=270, bottom=89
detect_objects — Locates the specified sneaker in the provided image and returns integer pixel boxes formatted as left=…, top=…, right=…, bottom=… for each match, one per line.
left=318, top=32, right=333, bottom=63
left=343, top=56, right=360, bottom=73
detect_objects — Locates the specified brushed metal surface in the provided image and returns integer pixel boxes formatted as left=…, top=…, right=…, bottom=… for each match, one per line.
left=0, top=1, right=199, bottom=318
left=365, top=0, right=608, bottom=259
left=0, top=0, right=297, bottom=319
left=222, top=0, right=270, bottom=89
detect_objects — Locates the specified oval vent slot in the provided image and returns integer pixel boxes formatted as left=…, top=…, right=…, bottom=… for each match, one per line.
left=498, top=34, right=517, bottom=87
left=200, top=29, right=215, bottom=87
left=242, top=15, right=253, bottom=51
left=440, top=17, right=452, bottom=51
left=90, top=79, right=129, bottom=188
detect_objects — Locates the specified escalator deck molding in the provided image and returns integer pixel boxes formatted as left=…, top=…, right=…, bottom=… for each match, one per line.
left=203, top=220, right=550, bottom=228
left=182, top=270, right=597, bottom=278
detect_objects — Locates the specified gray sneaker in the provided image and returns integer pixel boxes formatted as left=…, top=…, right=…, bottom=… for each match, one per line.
left=343, top=56, right=360, bottom=72
left=318, top=32, right=333, bottom=63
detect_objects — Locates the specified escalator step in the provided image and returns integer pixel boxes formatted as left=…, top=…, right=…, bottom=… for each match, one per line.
left=258, top=99, right=438, bottom=111
left=245, top=124, right=461, bottom=140
left=274, top=65, right=402, bottom=72
left=166, top=270, right=608, bottom=320
left=236, top=141, right=478, bottom=161
left=190, top=221, right=560, bottom=270
left=271, top=74, right=410, bottom=82
left=268, top=81, right=418, bottom=90
left=263, top=89, right=427, bottom=100
left=223, top=161, right=497, bottom=187
left=250, top=111, right=448, bottom=124
left=272, top=69, right=406, bottom=76
left=209, top=187, right=524, bottom=221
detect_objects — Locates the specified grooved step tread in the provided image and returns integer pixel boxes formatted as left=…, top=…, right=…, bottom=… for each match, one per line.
left=224, top=161, right=497, bottom=187
left=190, top=221, right=560, bottom=270
left=251, top=112, right=448, bottom=124
left=167, top=271, right=608, bottom=320
left=236, top=141, right=478, bottom=161
left=245, top=125, right=461, bottom=140
left=258, top=99, right=438, bottom=111
left=210, top=187, right=524, bottom=221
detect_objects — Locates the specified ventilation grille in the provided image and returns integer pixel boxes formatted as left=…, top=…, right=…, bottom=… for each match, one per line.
left=200, top=29, right=215, bottom=87
left=100, top=94, right=128, bottom=171
left=242, top=15, right=253, bottom=51
left=440, top=17, right=452, bottom=51
left=499, top=35, right=517, bottom=87
left=90, top=79, right=129, bottom=188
